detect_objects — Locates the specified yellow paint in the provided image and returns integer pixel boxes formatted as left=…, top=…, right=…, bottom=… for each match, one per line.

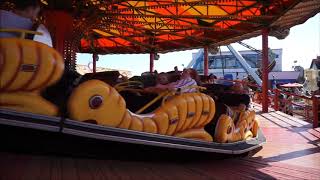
left=118, top=112, right=132, bottom=129
left=196, top=93, right=210, bottom=127
left=181, top=5, right=227, bottom=16
left=175, top=128, right=213, bottom=142
left=0, top=29, right=42, bottom=39
left=0, top=38, right=64, bottom=91
left=153, top=111, right=169, bottom=135
left=8, top=41, right=39, bottom=90
left=181, top=95, right=196, bottom=131
left=129, top=116, right=143, bottom=131
left=175, top=95, right=188, bottom=133
left=93, top=29, right=119, bottom=37
left=189, top=94, right=203, bottom=128
left=162, top=102, right=179, bottom=135
left=142, top=118, right=158, bottom=133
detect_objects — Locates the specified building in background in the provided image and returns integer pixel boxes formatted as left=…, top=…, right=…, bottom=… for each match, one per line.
left=269, top=71, right=301, bottom=88
left=189, top=49, right=282, bottom=80
left=304, top=56, right=320, bottom=92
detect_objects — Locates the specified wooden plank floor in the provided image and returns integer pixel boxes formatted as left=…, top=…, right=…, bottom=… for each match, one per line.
left=252, top=103, right=320, bottom=170
left=1, top=105, right=320, bottom=179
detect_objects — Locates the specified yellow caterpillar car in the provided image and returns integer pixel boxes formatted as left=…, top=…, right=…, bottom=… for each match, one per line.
left=0, top=30, right=265, bottom=157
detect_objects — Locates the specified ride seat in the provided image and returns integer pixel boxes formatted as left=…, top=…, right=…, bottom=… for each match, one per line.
left=80, top=71, right=121, bottom=87
left=0, top=29, right=64, bottom=116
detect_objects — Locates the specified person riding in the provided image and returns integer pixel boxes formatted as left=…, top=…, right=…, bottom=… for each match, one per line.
left=145, top=68, right=198, bottom=93
left=0, top=0, right=41, bottom=38
left=155, top=73, right=170, bottom=88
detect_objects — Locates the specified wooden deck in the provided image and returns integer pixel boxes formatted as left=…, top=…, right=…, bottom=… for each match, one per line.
left=252, top=103, right=320, bottom=170
left=1, top=104, right=320, bottom=179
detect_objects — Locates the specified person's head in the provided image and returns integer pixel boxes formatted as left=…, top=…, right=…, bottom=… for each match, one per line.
left=231, top=82, right=244, bottom=92
left=209, top=74, right=217, bottom=80
left=13, top=0, right=41, bottom=20
left=174, top=66, right=178, bottom=72
left=182, top=68, right=201, bottom=85
left=157, top=73, right=169, bottom=85
left=181, top=69, right=192, bottom=79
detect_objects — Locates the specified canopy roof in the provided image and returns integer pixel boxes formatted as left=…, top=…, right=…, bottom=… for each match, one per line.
left=76, top=0, right=320, bottom=54
left=5, top=0, right=319, bottom=54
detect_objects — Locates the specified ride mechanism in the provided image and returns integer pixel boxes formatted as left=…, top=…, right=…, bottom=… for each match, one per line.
left=1, top=0, right=319, bottom=156
left=0, top=31, right=264, bottom=155
left=187, top=42, right=277, bottom=87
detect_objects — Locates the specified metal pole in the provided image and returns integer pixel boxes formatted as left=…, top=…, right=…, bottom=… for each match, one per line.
left=227, top=45, right=262, bottom=86
left=150, top=53, right=154, bottom=72
left=204, top=46, right=209, bottom=76
left=274, top=89, right=279, bottom=111
left=312, top=95, right=319, bottom=128
left=262, top=28, right=269, bottom=113
left=92, top=54, right=97, bottom=74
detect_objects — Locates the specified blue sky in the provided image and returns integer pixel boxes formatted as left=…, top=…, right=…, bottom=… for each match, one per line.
left=77, top=13, right=320, bottom=76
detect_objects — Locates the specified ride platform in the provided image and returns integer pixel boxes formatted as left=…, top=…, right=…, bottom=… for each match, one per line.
left=1, top=104, right=319, bottom=179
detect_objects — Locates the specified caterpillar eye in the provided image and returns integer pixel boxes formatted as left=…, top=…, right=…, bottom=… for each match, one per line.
left=89, top=95, right=103, bottom=109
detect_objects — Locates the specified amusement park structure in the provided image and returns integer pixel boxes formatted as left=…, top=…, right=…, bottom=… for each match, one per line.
left=0, top=0, right=320, bottom=162
left=187, top=44, right=280, bottom=86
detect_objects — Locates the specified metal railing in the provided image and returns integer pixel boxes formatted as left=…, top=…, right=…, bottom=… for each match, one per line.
left=212, top=79, right=319, bottom=128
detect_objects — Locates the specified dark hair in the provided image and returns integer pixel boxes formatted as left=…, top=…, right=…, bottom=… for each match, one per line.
left=187, top=68, right=201, bottom=86
left=13, top=0, right=40, bottom=10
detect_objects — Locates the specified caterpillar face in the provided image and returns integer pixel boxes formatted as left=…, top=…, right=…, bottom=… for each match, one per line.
left=68, top=80, right=216, bottom=142
left=214, top=110, right=259, bottom=143
left=68, top=80, right=127, bottom=127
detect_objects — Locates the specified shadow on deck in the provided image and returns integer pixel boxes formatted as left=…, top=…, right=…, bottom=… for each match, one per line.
left=251, top=103, right=320, bottom=171
left=0, top=104, right=319, bottom=179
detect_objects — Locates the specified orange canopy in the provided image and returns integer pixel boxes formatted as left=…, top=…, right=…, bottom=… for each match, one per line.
left=2, top=0, right=318, bottom=54
left=76, top=0, right=319, bottom=54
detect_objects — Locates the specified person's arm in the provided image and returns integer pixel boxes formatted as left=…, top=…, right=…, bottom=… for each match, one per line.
left=147, top=79, right=186, bottom=91
left=144, top=83, right=171, bottom=93
left=172, top=78, right=198, bottom=93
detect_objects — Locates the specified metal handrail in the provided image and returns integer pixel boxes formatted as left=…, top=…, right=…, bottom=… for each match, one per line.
left=0, top=29, right=43, bottom=39
left=204, top=78, right=319, bottom=127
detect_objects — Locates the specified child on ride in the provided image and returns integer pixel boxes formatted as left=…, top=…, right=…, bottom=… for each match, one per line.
left=145, top=68, right=198, bottom=93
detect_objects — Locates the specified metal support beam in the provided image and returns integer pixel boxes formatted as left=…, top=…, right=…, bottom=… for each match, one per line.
left=312, top=95, right=319, bottom=128
left=262, top=28, right=269, bottom=113
left=204, top=46, right=209, bottom=76
left=92, top=54, right=97, bottom=74
left=44, top=11, right=73, bottom=58
left=227, top=45, right=262, bottom=86
left=150, top=53, right=154, bottom=72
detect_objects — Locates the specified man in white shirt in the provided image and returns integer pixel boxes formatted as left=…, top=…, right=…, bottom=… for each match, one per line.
left=0, top=0, right=41, bottom=38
